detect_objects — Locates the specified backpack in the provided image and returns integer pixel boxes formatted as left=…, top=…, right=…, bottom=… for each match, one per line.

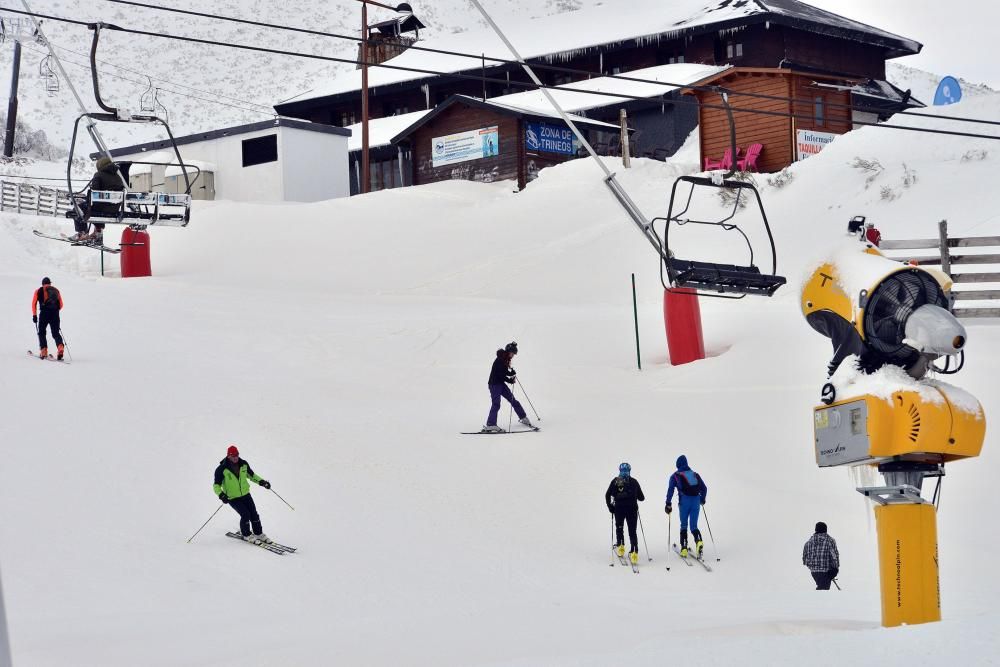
left=674, top=470, right=701, bottom=497
left=37, top=286, right=60, bottom=311
left=613, top=477, right=631, bottom=503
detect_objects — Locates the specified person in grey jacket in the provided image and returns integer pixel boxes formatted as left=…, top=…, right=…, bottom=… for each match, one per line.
left=802, top=521, right=840, bottom=590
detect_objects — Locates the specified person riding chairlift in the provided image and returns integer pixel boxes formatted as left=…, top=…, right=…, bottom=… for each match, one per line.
left=71, top=156, right=125, bottom=244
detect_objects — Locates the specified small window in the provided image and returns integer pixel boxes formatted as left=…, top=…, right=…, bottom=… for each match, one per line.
left=726, top=43, right=733, bottom=58
left=340, top=111, right=356, bottom=127
left=677, top=54, right=685, bottom=63
left=241, top=134, right=278, bottom=168
left=611, top=66, right=621, bottom=75
left=735, top=43, right=743, bottom=57
left=814, top=96, right=825, bottom=127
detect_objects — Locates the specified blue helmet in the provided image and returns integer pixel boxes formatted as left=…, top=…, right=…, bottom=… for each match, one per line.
left=619, top=462, right=631, bottom=477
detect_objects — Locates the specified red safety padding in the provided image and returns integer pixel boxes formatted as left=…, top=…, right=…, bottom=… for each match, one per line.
left=663, top=288, right=705, bottom=365
left=120, top=228, right=151, bottom=278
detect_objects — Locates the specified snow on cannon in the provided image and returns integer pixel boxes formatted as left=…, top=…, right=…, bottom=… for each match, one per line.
left=801, top=242, right=985, bottom=627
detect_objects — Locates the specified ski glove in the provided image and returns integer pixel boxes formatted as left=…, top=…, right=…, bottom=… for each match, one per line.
left=259, top=480, right=271, bottom=489
left=700, top=497, right=706, bottom=506
left=219, top=492, right=229, bottom=504
left=32, top=314, right=37, bottom=323
left=664, top=503, right=672, bottom=514
left=505, top=377, right=516, bottom=384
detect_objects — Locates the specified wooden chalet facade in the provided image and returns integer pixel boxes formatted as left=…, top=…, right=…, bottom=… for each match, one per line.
left=689, top=68, right=855, bottom=173
left=392, top=96, right=622, bottom=191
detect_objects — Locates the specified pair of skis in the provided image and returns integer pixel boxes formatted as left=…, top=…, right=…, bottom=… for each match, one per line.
left=225, top=531, right=296, bottom=556
left=610, top=546, right=640, bottom=574
left=461, top=426, right=540, bottom=435
left=32, top=229, right=136, bottom=254
left=27, top=350, right=69, bottom=364
left=672, top=543, right=713, bottom=571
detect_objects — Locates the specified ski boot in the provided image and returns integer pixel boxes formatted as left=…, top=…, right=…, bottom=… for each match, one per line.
left=679, top=529, right=689, bottom=557
left=39, top=347, right=48, bottom=359
left=57, top=344, right=65, bottom=361
left=693, top=529, right=704, bottom=559
left=629, top=551, right=639, bottom=565
left=616, top=544, right=625, bottom=558
left=481, top=424, right=504, bottom=433
left=518, top=417, right=534, bottom=428
left=253, top=533, right=273, bottom=544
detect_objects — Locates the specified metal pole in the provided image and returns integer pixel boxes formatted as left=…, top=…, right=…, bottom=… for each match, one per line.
left=702, top=506, right=721, bottom=562
left=938, top=219, right=951, bottom=276
left=631, top=273, right=641, bottom=370
left=361, top=1, right=370, bottom=194
left=3, top=40, right=21, bottom=158
left=186, top=504, right=224, bottom=543
left=0, top=563, right=12, bottom=667
left=609, top=515, right=615, bottom=567
left=637, top=511, right=652, bottom=562
left=268, top=487, right=295, bottom=511
left=514, top=377, right=540, bottom=421
left=665, top=512, right=672, bottom=570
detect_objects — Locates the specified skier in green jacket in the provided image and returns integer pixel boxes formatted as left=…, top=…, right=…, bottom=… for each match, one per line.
left=213, top=445, right=273, bottom=544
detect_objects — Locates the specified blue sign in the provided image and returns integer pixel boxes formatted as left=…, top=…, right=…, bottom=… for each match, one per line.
left=525, top=122, right=575, bottom=155
left=933, top=76, right=962, bottom=106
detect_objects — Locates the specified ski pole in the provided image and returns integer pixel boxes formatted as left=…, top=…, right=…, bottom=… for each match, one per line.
left=637, top=510, right=652, bottom=562
left=515, top=377, right=541, bottom=421
left=59, top=328, right=73, bottom=363
left=187, top=504, right=224, bottom=543
left=702, top=506, right=721, bottom=562
left=269, top=487, right=295, bottom=511
left=609, top=515, right=615, bottom=567
left=507, top=389, right=514, bottom=433
left=665, top=511, right=672, bottom=571
left=832, top=578, right=842, bottom=591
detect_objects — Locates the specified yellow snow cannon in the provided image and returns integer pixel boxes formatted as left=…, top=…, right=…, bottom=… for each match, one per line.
left=802, top=244, right=986, bottom=628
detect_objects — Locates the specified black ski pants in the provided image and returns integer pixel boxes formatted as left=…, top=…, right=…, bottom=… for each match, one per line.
left=811, top=569, right=837, bottom=590
left=228, top=494, right=263, bottom=536
left=37, top=309, right=63, bottom=350
left=614, top=508, right=639, bottom=553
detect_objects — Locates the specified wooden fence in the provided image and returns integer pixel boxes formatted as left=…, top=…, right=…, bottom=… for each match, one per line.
left=0, top=180, right=72, bottom=217
left=880, top=220, right=1000, bottom=318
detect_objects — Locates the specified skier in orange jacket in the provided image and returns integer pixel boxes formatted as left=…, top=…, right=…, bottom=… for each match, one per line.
left=31, top=277, right=64, bottom=360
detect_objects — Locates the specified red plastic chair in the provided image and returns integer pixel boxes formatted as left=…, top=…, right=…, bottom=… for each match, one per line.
left=736, top=143, right=763, bottom=172
left=703, top=147, right=734, bottom=171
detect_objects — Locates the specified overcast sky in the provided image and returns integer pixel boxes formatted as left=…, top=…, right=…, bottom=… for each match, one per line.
left=806, top=0, right=1000, bottom=89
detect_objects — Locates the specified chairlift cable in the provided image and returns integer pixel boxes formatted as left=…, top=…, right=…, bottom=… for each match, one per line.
left=7, top=6, right=1000, bottom=142
left=94, top=0, right=1000, bottom=128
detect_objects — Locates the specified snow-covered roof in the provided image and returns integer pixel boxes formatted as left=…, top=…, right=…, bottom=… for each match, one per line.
left=346, top=109, right=432, bottom=152
left=388, top=94, right=620, bottom=145
left=278, top=0, right=919, bottom=108
left=489, top=63, right=728, bottom=114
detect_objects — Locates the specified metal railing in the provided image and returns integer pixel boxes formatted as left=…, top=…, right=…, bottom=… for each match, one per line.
left=0, top=180, right=72, bottom=217
left=880, top=220, right=1000, bottom=318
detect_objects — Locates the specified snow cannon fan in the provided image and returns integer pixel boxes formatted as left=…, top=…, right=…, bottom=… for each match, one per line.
left=800, top=244, right=986, bottom=628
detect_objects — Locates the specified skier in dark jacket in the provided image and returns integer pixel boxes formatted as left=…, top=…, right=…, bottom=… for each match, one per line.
left=71, top=156, right=125, bottom=243
left=213, top=445, right=273, bottom=544
left=803, top=522, right=840, bottom=590
left=30, top=277, right=64, bottom=360
left=664, top=454, right=708, bottom=558
left=482, top=341, right=534, bottom=432
left=605, top=462, right=645, bottom=564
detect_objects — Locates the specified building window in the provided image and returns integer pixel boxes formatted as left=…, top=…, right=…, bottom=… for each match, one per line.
left=668, top=55, right=685, bottom=64
left=814, top=96, right=825, bottom=126
left=611, top=66, right=621, bottom=75
left=340, top=111, right=356, bottom=127
left=241, top=134, right=278, bottom=168
left=735, top=43, right=743, bottom=57
left=726, top=42, right=743, bottom=59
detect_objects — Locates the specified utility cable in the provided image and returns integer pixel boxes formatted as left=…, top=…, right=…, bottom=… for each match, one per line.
left=5, top=6, right=1000, bottom=142
left=93, top=0, right=1000, bottom=128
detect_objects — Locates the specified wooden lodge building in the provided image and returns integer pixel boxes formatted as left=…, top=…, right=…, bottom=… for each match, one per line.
left=273, top=0, right=923, bottom=194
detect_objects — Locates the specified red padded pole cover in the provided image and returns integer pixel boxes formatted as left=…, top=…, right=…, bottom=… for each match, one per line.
left=120, top=228, right=151, bottom=278
left=663, top=288, right=705, bottom=365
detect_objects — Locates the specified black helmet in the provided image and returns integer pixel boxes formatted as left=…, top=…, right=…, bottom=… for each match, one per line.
left=504, top=341, right=518, bottom=354
left=41, top=277, right=51, bottom=285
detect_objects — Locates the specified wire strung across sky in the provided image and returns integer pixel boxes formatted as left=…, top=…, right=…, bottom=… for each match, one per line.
left=93, top=0, right=1000, bottom=128
left=3, top=4, right=1000, bottom=142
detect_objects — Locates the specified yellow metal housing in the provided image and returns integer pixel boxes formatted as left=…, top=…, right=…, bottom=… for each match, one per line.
left=875, top=503, right=940, bottom=627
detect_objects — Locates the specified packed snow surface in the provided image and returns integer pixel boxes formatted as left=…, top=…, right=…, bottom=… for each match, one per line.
left=1, top=79, right=1000, bottom=667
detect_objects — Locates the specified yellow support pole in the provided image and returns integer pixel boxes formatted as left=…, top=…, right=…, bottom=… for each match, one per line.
left=874, top=503, right=940, bottom=627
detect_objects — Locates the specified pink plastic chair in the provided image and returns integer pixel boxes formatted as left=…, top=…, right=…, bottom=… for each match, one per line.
left=703, top=147, right=734, bottom=171
left=736, top=143, right=763, bottom=172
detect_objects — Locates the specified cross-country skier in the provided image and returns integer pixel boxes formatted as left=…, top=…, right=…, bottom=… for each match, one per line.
left=664, top=454, right=708, bottom=558
left=802, top=522, right=840, bottom=590
left=605, top=462, right=645, bottom=565
left=213, top=445, right=273, bottom=544
left=31, top=277, right=64, bottom=360
left=482, top=341, right=534, bottom=432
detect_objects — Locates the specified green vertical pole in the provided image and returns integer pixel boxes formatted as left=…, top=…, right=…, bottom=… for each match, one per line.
left=100, top=246, right=105, bottom=277
left=632, top=273, right=641, bottom=370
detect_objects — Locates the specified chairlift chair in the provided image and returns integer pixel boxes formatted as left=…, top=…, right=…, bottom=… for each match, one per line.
left=651, top=90, right=786, bottom=299
left=65, top=23, right=192, bottom=230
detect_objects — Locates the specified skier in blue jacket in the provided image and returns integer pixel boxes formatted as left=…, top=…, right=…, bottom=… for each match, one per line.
left=664, top=454, right=708, bottom=558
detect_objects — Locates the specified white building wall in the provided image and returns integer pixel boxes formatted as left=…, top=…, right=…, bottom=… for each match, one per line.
left=280, top=129, right=350, bottom=201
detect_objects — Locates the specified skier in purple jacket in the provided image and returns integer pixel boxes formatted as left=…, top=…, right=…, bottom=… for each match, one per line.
left=482, top=341, right=534, bottom=432
left=664, top=454, right=708, bottom=558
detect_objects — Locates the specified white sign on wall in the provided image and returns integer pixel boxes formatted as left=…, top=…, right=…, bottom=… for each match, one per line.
left=796, top=129, right=838, bottom=161
left=431, top=126, right=499, bottom=167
